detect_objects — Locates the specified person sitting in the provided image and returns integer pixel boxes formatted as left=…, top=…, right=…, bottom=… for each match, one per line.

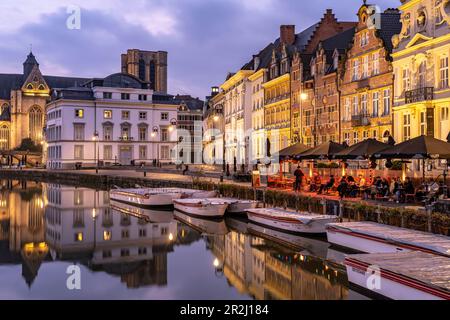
left=310, top=173, right=321, bottom=192
left=337, top=177, right=348, bottom=199
left=318, top=175, right=335, bottom=194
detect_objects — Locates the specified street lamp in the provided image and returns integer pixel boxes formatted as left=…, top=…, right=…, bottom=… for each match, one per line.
left=92, top=131, right=99, bottom=174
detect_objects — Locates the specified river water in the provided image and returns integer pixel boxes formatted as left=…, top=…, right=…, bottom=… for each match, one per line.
left=0, top=180, right=370, bottom=300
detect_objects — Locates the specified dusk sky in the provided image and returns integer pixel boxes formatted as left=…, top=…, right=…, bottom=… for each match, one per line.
left=0, top=0, right=399, bottom=99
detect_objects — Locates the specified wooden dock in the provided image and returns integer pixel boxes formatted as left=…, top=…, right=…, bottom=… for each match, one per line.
left=326, top=221, right=450, bottom=257
left=345, top=251, right=450, bottom=300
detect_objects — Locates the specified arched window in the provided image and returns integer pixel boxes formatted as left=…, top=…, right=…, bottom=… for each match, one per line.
left=0, top=125, right=10, bottom=150
left=29, top=106, right=43, bottom=142
left=1, top=103, right=9, bottom=114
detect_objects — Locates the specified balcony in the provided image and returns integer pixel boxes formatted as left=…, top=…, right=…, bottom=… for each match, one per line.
left=351, top=114, right=371, bottom=127
left=405, top=87, right=434, bottom=104
left=118, top=136, right=134, bottom=141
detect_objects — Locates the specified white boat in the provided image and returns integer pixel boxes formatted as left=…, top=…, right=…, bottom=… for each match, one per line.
left=246, top=208, right=339, bottom=235
left=174, top=211, right=229, bottom=235
left=247, top=222, right=330, bottom=258
left=217, top=198, right=258, bottom=214
left=173, top=198, right=229, bottom=219
left=326, top=221, right=450, bottom=257
left=109, top=188, right=217, bottom=208
left=345, top=251, right=450, bottom=300
left=110, top=200, right=173, bottom=223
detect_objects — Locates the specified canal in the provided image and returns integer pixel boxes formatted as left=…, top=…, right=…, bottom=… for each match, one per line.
left=0, top=180, right=370, bottom=300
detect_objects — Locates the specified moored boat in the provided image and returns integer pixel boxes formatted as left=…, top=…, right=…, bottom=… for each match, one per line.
left=109, top=188, right=217, bottom=208
left=326, top=221, right=450, bottom=257
left=215, top=198, right=258, bottom=214
left=345, top=251, right=450, bottom=300
left=173, top=198, right=229, bottom=218
left=246, top=208, right=339, bottom=235
left=110, top=200, right=173, bottom=223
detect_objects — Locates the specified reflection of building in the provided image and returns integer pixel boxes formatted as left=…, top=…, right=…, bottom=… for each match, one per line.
left=207, top=229, right=349, bottom=300
left=121, top=49, right=168, bottom=94
left=392, top=0, right=450, bottom=142
left=340, top=5, right=401, bottom=146
left=44, top=185, right=177, bottom=288
left=0, top=180, right=47, bottom=286
left=46, top=73, right=178, bottom=169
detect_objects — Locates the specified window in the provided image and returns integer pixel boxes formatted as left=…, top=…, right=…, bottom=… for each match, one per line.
left=73, top=124, right=85, bottom=141
left=104, top=110, right=112, bottom=119
left=441, top=107, right=449, bottom=121
left=420, top=111, right=426, bottom=135
left=103, top=230, right=112, bottom=241
left=344, top=132, right=350, bottom=145
left=353, top=132, right=359, bottom=144
left=75, top=109, right=84, bottom=118
left=121, top=229, right=129, bottom=239
left=74, top=190, right=83, bottom=205
left=139, top=112, right=147, bottom=120
left=161, top=112, right=168, bottom=120
left=372, top=92, right=379, bottom=117
left=372, top=52, right=379, bottom=75
left=418, top=61, right=426, bottom=88
left=139, top=229, right=147, bottom=237
left=120, top=249, right=130, bottom=257
left=29, top=106, right=43, bottom=142
left=74, top=145, right=84, bottom=160
left=74, top=233, right=83, bottom=242
left=403, top=114, right=411, bottom=140
left=121, top=111, right=130, bottom=120
left=360, top=31, right=369, bottom=47
left=103, top=92, right=112, bottom=99
left=352, top=96, right=359, bottom=115
left=138, top=94, right=147, bottom=101
left=138, top=247, right=147, bottom=255
left=138, top=126, right=147, bottom=141
left=103, top=145, right=112, bottom=160
left=161, top=145, right=170, bottom=159
left=352, top=59, right=359, bottom=81
left=362, top=56, right=369, bottom=78
left=403, top=68, right=411, bottom=93
left=161, top=128, right=169, bottom=142
left=383, top=89, right=391, bottom=116
left=102, top=250, right=112, bottom=258
left=103, top=126, right=112, bottom=141
left=121, top=126, right=130, bottom=139
left=121, top=93, right=130, bottom=100
left=440, top=56, right=449, bottom=89
left=361, top=94, right=368, bottom=114
left=139, top=146, right=147, bottom=159
left=363, top=131, right=369, bottom=140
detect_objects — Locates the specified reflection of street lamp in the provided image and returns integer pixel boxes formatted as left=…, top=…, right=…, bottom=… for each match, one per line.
left=92, top=131, right=99, bottom=174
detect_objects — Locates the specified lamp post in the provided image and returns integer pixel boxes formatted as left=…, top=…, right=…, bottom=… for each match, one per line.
left=93, top=131, right=99, bottom=174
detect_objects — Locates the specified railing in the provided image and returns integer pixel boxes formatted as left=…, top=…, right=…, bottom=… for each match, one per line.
left=265, top=93, right=290, bottom=105
left=351, top=113, right=371, bottom=127
left=118, top=136, right=134, bottom=141
left=405, top=87, right=434, bottom=104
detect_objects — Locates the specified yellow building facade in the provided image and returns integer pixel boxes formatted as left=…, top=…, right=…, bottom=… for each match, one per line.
left=392, top=0, right=450, bottom=142
left=263, top=73, right=291, bottom=155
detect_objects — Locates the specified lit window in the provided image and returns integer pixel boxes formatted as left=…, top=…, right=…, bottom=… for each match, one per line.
left=75, top=109, right=84, bottom=118
left=103, top=230, right=112, bottom=241
left=104, top=110, right=112, bottom=119
left=121, top=111, right=130, bottom=120
left=74, top=233, right=83, bottom=242
left=440, top=56, right=449, bottom=89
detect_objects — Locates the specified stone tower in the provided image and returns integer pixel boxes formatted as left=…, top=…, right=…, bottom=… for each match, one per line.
left=121, top=49, right=168, bottom=94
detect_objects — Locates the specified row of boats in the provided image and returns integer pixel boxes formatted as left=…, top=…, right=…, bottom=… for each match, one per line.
left=109, top=187, right=339, bottom=234
left=109, top=187, right=450, bottom=300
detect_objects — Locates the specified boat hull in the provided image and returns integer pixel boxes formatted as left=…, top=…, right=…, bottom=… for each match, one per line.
left=247, top=211, right=338, bottom=235
left=227, top=201, right=258, bottom=214
left=345, top=258, right=446, bottom=300
left=174, top=201, right=228, bottom=219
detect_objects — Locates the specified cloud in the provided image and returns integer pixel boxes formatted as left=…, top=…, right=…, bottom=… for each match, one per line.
left=0, top=0, right=400, bottom=98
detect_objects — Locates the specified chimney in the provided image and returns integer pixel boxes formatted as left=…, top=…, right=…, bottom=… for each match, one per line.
left=280, top=25, right=295, bottom=46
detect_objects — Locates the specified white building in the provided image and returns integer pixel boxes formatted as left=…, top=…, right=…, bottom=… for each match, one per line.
left=45, top=73, right=178, bottom=169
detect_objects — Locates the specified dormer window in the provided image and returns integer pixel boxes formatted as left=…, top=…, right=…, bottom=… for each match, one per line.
left=26, top=84, right=33, bottom=90
left=38, top=84, right=45, bottom=91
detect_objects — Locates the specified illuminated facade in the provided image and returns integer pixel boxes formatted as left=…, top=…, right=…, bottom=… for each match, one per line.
left=249, top=69, right=267, bottom=163
left=203, top=87, right=225, bottom=165
left=0, top=52, right=87, bottom=153
left=392, top=0, right=450, bottom=142
left=340, top=5, right=401, bottom=145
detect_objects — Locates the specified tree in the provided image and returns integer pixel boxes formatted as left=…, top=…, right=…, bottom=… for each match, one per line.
left=15, top=138, right=42, bottom=152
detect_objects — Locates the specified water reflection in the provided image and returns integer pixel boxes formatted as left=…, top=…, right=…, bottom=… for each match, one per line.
left=0, top=180, right=368, bottom=300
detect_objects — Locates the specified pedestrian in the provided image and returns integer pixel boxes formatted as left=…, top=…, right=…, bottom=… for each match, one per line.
left=293, top=165, right=304, bottom=192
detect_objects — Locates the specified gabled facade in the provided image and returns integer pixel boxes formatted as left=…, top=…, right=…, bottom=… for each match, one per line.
left=392, top=0, right=450, bottom=142
left=340, top=4, right=401, bottom=146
